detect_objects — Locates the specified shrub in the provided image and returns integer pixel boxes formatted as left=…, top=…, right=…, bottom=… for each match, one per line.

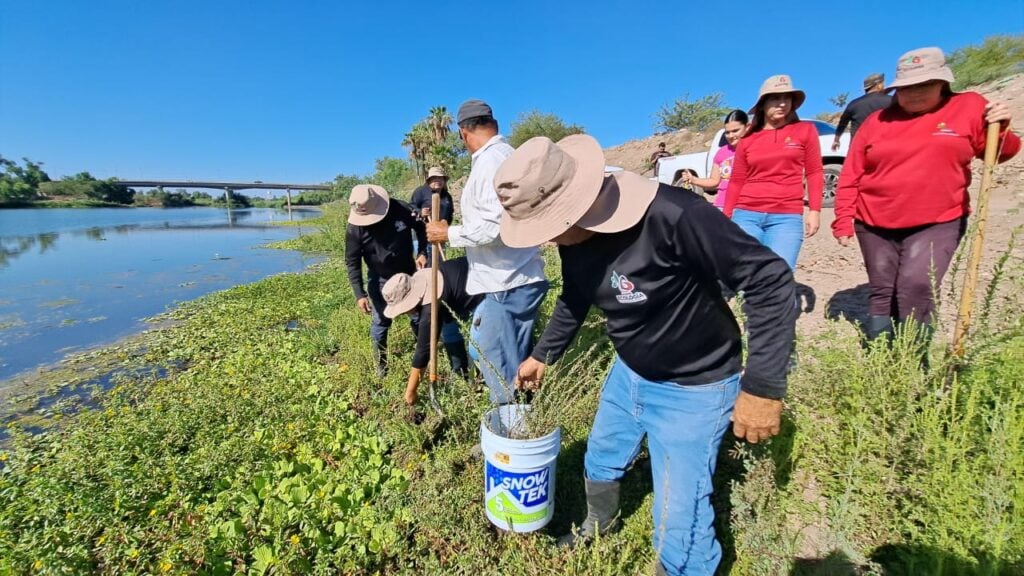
left=948, top=34, right=1024, bottom=90
left=508, top=110, right=585, bottom=148
left=655, top=92, right=731, bottom=132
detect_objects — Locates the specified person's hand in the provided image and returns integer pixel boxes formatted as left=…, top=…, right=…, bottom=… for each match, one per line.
left=416, top=254, right=427, bottom=270
left=357, top=297, right=372, bottom=315
left=515, top=357, right=546, bottom=391
left=404, top=368, right=422, bottom=406
left=804, top=210, right=821, bottom=238
left=732, top=391, right=783, bottom=443
left=837, top=235, right=854, bottom=247
left=831, top=138, right=841, bottom=152
left=420, top=207, right=432, bottom=220
left=426, top=220, right=449, bottom=244
left=985, top=101, right=1012, bottom=128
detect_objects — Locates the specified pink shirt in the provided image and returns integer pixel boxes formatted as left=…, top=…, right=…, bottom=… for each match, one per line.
left=712, top=144, right=736, bottom=208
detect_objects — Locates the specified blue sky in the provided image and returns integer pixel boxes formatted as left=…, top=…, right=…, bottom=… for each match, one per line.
left=1, top=0, right=1021, bottom=185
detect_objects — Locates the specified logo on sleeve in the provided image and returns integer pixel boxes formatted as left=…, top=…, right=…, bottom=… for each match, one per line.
left=610, top=271, right=647, bottom=304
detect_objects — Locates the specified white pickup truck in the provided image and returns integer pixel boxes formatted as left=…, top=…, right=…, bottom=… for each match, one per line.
left=655, top=120, right=850, bottom=207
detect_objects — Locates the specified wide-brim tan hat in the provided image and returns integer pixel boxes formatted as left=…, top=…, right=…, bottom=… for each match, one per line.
left=496, top=134, right=606, bottom=248
left=348, top=184, right=390, bottom=226
left=749, top=74, right=806, bottom=115
left=383, top=269, right=443, bottom=319
left=426, top=166, right=447, bottom=182
left=576, top=171, right=658, bottom=233
left=886, top=47, right=954, bottom=90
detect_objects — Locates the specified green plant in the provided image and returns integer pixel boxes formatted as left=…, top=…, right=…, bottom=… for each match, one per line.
left=508, top=110, right=585, bottom=148
left=948, top=34, right=1024, bottom=90
left=655, top=92, right=731, bottom=132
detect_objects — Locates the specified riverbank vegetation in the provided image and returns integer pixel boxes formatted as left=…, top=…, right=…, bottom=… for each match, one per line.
left=1, top=203, right=1021, bottom=575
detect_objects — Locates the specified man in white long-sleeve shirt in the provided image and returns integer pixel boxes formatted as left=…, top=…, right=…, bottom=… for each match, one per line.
left=426, top=99, right=548, bottom=404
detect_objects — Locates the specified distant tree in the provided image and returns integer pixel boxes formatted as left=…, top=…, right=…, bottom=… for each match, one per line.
left=828, top=92, right=850, bottom=109
left=39, top=172, right=134, bottom=204
left=0, top=156, right=48, bottom=204
left=403, top=107, right=467, bottom=181
left=369, top=157, right=417, bottom=198
left=508, top=110, right=585, bottom=148
left=655, top=92, right=731, bottom=132
left=948, top=34, right=1024, bottom=90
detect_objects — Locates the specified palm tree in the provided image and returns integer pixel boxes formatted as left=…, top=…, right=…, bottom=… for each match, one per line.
left=427, top=106, right=453, bottom=146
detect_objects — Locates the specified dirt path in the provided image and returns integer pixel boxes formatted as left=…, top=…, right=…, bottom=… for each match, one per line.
left=795, top=179, right=1024, bottom=338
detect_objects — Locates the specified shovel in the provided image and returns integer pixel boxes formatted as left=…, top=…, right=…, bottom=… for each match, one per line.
left=951, top=122, right=1003, bottom=359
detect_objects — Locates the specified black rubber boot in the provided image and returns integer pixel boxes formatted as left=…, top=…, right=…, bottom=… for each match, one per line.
left=863, top=315, right=894, bottom=346
left=557, top=479, right=620, bottom=548
left=444, top=341, right=470, bottom=381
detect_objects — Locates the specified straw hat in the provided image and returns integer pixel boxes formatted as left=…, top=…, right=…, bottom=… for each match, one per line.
left=886, top=47, right=954, bottom=90
left=749, top=74, right=806, bottom=115
left=348, top=184, right=390, bottom=226
left=426, top=167, right=447, bottom=182
left=382, top=269, right=443, bottom=319
left=494, top=135, right=606, bottom=248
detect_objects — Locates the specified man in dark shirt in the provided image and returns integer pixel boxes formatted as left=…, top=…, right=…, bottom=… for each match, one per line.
left=832, top=73, right=893, bottom=151
left=345, top=184, right=428, bottom=377
left=496, top=135, right=797, bottom=576
left=381, top=257, right=482, bottom=406
left=649, top=142, right=671, bottom=177
left=410, top=167, right=455, bottom=224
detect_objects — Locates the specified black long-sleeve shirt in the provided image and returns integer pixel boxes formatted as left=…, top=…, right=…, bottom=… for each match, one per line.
left=412, top=257, right=484, bottom=369
left=836, top=92, right=892, bottom=139
left=531, top=186, right=797, bottom=399
left=345, top=198, right=426, bottom=299
left=410, top=185, right=455, bottom=223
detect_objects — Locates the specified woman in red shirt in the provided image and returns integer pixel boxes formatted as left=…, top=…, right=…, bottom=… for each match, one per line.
left=832, top=47, right=1019, bottom=342
left=724, top=74, right=823, bottom=270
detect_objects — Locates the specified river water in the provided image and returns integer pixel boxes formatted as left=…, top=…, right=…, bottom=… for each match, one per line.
left=0, top=207, right=322, bottom=381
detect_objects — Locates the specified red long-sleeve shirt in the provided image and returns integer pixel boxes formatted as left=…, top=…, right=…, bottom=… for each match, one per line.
left=724, top=120, right=824, bottom=217
left=832, top=92, right=1021, bottom=238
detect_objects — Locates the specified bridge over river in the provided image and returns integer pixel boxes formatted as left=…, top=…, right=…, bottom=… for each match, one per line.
left=114, top=180, right=333, bottom=209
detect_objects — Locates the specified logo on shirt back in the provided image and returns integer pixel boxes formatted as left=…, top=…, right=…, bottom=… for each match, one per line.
left=610, top=271, right=647, bottom=304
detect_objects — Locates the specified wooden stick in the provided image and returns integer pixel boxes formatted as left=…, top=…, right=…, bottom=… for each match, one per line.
left=951, top=122, right=1003, bottom=358
left=428, top=192, right=442, bottom=407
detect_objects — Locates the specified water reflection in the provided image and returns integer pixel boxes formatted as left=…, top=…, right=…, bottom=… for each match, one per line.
left=0, top=207, right=322, bottom=380
left=0, top=207, right=320, bottom=269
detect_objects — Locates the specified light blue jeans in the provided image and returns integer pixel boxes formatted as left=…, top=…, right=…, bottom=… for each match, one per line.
left=731, top=208, right=804, bottom=270
left=467, top=280, right=549, bottom=404
left=584, top=357, right=740, bottom=576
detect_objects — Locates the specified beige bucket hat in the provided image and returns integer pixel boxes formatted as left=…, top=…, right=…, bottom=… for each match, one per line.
left=749, top=74, right=806, bottom=115
left=348, top=184, right=390, bottom=226
left=382, top=269, right=443, bottom=319
left=886, top=47, right=954, bottom=90
left=494, top=135, right=606, bottom=248
left=576, top=171, right=658, bottom=233
left=426, top=167, right=447, bottom=182
left=496, top=135, right=658, bottom=247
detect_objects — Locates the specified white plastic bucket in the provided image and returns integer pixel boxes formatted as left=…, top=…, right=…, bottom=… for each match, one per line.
left=480, top=404, right=561, bottom=533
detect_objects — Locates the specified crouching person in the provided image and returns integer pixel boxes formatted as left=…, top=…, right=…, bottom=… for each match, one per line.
left=498, top=135, right=798, bottom=576
left=382, top=257, right=482, bottom=407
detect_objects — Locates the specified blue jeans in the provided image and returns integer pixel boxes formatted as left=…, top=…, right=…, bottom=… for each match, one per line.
left=467, top=280, right=549, bottom=404
left=731, top=208, right=804, bottom=270
left=366, top=271, right=418, bottom=348
left=584, top=357, right=740, bottom=576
